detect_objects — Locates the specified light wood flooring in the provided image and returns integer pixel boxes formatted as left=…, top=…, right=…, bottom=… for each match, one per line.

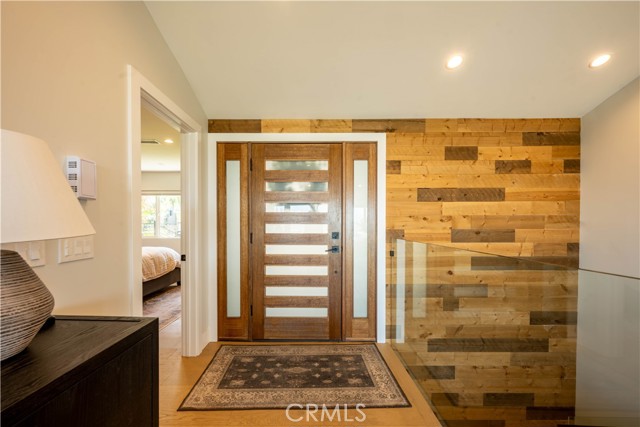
left=159, top=320, right=442, bottom=427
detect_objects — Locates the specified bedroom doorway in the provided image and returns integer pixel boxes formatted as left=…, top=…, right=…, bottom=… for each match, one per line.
left=140, top=104, right=183, bottom=330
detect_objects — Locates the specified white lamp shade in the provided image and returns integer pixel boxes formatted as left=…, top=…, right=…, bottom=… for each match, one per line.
left=1, top=129, right=95, bottom=243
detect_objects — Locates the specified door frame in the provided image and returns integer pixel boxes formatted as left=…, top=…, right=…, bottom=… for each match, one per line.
left=207, top=133, right=387, bottom=343
left=127, top=65, right=204, bottom=356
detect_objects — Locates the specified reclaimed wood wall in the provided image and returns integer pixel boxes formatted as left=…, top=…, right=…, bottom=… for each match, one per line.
left=210, top=118, right=581, bottom=266
left=210, top=117, right=580, bottom=426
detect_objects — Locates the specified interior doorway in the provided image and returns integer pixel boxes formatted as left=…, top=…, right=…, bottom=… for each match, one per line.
left=216, top=141, right=377, bottom=341
left=140, top=105, right=183, bottom=330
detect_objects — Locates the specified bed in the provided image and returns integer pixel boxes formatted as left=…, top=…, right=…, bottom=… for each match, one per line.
left=142, top=246, right=182, bottom=297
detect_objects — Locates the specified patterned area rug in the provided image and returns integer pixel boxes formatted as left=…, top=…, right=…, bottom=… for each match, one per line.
left=143, top=285, right=181, bottom=330
left=179, top=344, right=410, bottom=410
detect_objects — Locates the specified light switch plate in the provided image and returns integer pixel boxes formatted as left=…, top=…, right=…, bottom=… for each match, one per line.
left=1, top=241, right=47, bottom=267
left=58, top=236, right=94, bottom=263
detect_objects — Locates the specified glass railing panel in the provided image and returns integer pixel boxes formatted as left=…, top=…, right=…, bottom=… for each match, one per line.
left=388, top=240, right=639, bottom=427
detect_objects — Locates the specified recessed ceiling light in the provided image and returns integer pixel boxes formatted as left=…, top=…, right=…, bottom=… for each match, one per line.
left=589, top=54, right=611, bottom=68
left=446, top=55, right=463, bottom=70
left=164, top=139, right=174, bottom=144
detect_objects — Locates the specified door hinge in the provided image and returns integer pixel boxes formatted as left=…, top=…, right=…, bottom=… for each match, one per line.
left=181, top=254, right=187, bottom=261
left=250, top=232, right=253, bottom=244
left=249, top=158, right=253, bottom=171
left=389, top=250, right=395, bottom=257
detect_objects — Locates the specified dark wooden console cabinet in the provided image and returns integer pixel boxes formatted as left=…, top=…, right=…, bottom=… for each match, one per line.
left=1, top=316, right=159, bottom=427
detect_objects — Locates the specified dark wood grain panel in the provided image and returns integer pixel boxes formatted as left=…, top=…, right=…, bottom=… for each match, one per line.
left=495, top=160, right=531, bottom=174
left=523, top=132, right=580, bottom=146
left=263, top=213, right=328, bottom=224
left=564, top=159, right=580, bottom=173
left=387, top=160, right=401, bottom=174
left=428, top=338, right=549, bottom=352
left=483, top=393, right=534, bottom=406
left=451, top=229, right=515, bottom=243
left=264, top=296, right=328, bottom=308
left=263, top=275, right=328, bottom=286
left=263, top=317, right=329, bottom=339
left=445, top=146, right=478, bottom=160
left=431, top=393, right=459, bottom=406
left=443, top=298, right=460, bottom=311
left=470, top=215, right=545, bottom=229
left=352, top=119, right=425, bottom=133
left=263, top=192, right=330, bottom=202
left=567, top=242, right=579, bottom=257
left=264, top=254, right=327, bottom=265
left=529, top=311, right=577, bottom=325
left=407, top=365, right=455, bottom=380
left=208, top=119, right=261, bottom=133
left=525, top=406, right=575, bottom=420
left=418, top=188, right=505, bottom=202
left=264, top=234, right=328, bottom=245
left=264, top=170, right=329, bottom=181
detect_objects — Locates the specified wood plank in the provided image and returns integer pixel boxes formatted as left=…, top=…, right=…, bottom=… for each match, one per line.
left=483, top=393, right=535, bottom=406
left=478, top=146, right=552, bottom=161
left=310, top=119, right=352, bottom=132
left=264, top=254, right=327, bottom=265
left=495, top=160, right=531, bottom=174
left=418, top=188, right=505, bottom=202
left=261, top=119, right=311, bottom=133
left=264, top=234, right=328, bottom=244
left=470, top=215, right=545, bottom=229
left=263, top=317, right=329, bottom=339
left=445, top=146, right=478, bottom=160
left=563, top=159, right=580, bottom=173
left=401, top=160, right=496, bottom=175
left=386, top=160, right=401, bottom=174
left=505, top=189, right=579, bottom=201
left=428, top=338, right=549, bottom=353
left=522, top=132, right=580, bottom=146
left=263, top=296, right=328, bottom=308
left=551, top=146, right=580, bottom=159
left=208, top=119, right=261, bottom=133
left=352, top=119, right=426, bottom=133
left=263, top=212, right=328, bottom=224
left=263, top=170, right=329, bottom=181
left=263, top=275, right=328, bottom=286
left=451, top=229, right=515, bottom=243
left=529, top=311, right=577, bottom=325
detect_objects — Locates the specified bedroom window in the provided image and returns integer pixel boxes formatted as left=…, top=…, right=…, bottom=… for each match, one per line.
left=141, top=194, right=181, bottom=238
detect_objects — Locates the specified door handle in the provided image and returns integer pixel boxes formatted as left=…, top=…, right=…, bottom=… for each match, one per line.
left=325, top=246, right=340, bottom=254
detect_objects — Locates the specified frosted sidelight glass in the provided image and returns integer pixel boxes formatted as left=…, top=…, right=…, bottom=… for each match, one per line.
left=265, top=266, right=328, bottom=276
left=265, top=182, right=328, bottom=192
left=226, top=161, right=241, bottom=317
left=266, top=287, right=328, bottom=297
left=266, top=245, right=328, bottom=255
left=265, top=223, right=328, bottom=234
left=266, top=308, right=328, bottom=318
left=265, top=202, right=328, bottom=213
left=353, top=160, right=368, bottom=318
left=266, top=160, right=328, bottom=170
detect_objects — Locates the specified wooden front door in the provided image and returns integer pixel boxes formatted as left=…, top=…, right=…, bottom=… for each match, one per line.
left=251, top=144, right=342, bottom=340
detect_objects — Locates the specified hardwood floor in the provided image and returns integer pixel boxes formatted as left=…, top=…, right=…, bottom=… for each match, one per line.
left=159, top=320, right=442, bottom=426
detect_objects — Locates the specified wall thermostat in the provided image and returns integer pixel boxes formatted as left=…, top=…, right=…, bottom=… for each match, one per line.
left=66, top=156, right=97, bottom=199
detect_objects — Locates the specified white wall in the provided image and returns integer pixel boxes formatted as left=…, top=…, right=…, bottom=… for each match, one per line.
left=1, top=2, right=207, bottom=315
left=580, top=77, right=640, bottom=278
left=576, top=77, right=640, bottom=425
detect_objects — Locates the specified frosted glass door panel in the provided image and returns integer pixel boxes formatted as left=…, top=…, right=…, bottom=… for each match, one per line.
left=265, top=202, right=328, bottom=213
left=265, top=266, right=328, bottom=276
left=265, top=182, right=328, bottom=192
left=266, top=160, right=328, bottom=170
left=226, top=160, right=241, bottom=317
left=266, top=287, right=329, bottom=297
left=353, top=160, right=368, bottom=318
left=265, top=245, right=328, bottom=255
left=266, top=308, right=328, bottom=318
left=265, top=223, right=328, bottom=234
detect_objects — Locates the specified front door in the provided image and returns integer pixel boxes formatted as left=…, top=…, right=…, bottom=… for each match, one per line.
left=251, top=144, right=342, bottom=340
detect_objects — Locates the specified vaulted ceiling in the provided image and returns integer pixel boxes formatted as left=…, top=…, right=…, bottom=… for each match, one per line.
left=145, top=1, right=639, bottom=119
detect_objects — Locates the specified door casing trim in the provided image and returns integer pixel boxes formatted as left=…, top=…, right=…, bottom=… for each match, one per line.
left=207, top=133, right=387, bottom=343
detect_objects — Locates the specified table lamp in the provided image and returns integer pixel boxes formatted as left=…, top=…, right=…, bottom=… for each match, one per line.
left=1, top=129, right=96, bottom=360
